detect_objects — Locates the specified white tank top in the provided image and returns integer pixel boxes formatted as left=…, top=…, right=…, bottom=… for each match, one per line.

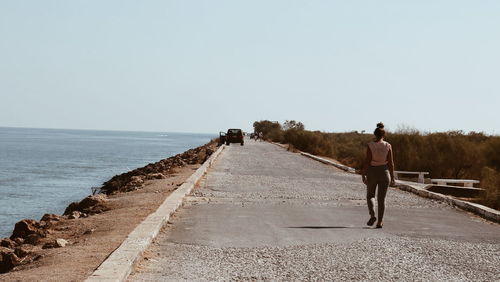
left=368, top=141, right=391, bottom=166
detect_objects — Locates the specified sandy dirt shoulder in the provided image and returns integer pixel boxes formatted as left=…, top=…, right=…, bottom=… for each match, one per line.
left=0, top=164, right=200, bottom=281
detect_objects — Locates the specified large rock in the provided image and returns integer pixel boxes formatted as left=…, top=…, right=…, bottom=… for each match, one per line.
left=42, top=238, right=68, bottom=249
left=0, top=246, right=14, bottom=256
left=120, top=176, right=146, bottom=192
left=128, top=176, right=145, bottom=186
left=63, top=194, right=108, bottom=215
left=40, top=213, right=63, bottom=223
left=10, top=219, right=45, bottom=241
left=68, top=211, right=82, bottom=219
left=146, top=173, right=166, bottom=180
left=13, top=238, right=24, bottom=245
left=0, top=246, right=20, bottom=273
left=175, top=157, right=187, bottom=166
left=79, top=194, right=107, bottom=210
left=64, top=202, right=80, bottom=215
left=197, top=150, right=207, bottom=163
left=14, top=244, right=38, bottom=258
left=0, top=239, right=15, bottom=249
left=25, top=234, right=41, bottom=245
left=40, top=213, right=64, bottom=228
left=56, top=239, right=68, bottom=247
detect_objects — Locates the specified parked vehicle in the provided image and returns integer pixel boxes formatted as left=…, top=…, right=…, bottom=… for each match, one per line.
left=226, top=128, right=244, bottom=146
left=218, top=132, right=226, bottom=146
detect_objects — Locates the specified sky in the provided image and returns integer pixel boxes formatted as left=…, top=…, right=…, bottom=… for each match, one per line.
left=1, top=1, right=499, bottom=134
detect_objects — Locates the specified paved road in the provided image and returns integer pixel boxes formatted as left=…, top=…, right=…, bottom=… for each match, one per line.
left=130, top=141, right=500, bottom=281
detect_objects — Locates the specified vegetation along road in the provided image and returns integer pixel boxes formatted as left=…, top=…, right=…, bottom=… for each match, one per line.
left=129, top=140, right=500, bottom=281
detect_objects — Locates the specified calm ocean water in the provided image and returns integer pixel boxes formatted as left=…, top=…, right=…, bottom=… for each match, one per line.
left=0, top=127, right=215, bottom=238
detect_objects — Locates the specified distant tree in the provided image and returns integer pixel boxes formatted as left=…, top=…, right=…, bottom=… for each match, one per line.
left=253, top=120, right=282, bottom=137
left=283, top=120, right=305, bottom=131
left=395, top=123, right=420, bottom=135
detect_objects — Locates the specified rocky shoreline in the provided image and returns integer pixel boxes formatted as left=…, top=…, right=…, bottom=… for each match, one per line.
left=0, top=141, right=216, bottom=273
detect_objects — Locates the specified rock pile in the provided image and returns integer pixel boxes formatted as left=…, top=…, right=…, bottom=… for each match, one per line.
left=0, top=214, right=65, bottom=273
left=99, top=142, right=215, bottom=194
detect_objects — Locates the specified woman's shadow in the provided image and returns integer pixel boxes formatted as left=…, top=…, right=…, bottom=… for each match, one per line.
left=287, top=226, right=372, bottom=229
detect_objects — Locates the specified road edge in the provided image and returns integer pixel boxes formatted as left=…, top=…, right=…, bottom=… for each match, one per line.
left=85, top=145, right=225, bottom=282
left=269, top=141, right=499, bottom=224
left=269, top=141, right=356, bottom=173
left=300, top=152, right=356, bottom=173
left=396, top=181, right=500, bottom=224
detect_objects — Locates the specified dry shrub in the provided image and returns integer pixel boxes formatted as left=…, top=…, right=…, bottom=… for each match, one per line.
left=480, top=167, right=500, bottom=209
left=328, top=132, right=370, bottom=168
left=267, top=128, right=284, bottom=143
left=287, top=144, right=299, bottom=153
left=483, top=138, right=500, bottom=170
left=283, top=129, right=333, bottom=156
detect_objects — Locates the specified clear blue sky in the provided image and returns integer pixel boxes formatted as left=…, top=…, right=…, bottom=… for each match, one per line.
left=1, top=1, right=499, bottom=134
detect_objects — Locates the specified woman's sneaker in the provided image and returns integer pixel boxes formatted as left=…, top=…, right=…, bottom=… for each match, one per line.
left=367, top=217, right=377, bottom=226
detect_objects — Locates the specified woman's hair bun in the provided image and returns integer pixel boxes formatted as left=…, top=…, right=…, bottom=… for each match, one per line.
left=376, top=122, right=384, bottom=129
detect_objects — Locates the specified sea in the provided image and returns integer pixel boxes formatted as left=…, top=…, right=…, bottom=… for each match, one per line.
left=0, top=127, right=215, bottom=238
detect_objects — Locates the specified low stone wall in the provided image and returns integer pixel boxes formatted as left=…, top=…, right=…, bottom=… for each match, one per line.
left=396, top=181, right=500, bottom=224
left=300, top=152, right=356, bottom=173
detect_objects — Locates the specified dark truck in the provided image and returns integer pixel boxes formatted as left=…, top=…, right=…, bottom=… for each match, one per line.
left=225, top=128, right=244, bottom=146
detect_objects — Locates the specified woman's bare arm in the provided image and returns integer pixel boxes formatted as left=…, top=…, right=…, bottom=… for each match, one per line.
left=361, top=145, right=372, bottom=176
left=387, top=147, right=395, bottom=183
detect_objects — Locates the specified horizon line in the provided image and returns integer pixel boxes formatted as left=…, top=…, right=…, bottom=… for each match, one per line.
left=0, top=125, right=216, bottom=136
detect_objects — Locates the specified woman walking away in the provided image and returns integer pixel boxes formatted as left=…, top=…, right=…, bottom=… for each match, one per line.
left=361, top=123, right=395, bottom=228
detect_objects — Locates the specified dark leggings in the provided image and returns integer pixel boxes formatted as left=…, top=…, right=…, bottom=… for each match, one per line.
left=366, top=165, right=390, bottom=221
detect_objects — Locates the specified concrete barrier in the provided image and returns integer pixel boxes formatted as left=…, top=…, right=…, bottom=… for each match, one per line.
left=300, top=152, right=356, bottom=173
left=396, top=181, right=500, bottom=224
left=269, top=142, right=356, bottom=173
left=85, top=145, right=225, bottom=282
